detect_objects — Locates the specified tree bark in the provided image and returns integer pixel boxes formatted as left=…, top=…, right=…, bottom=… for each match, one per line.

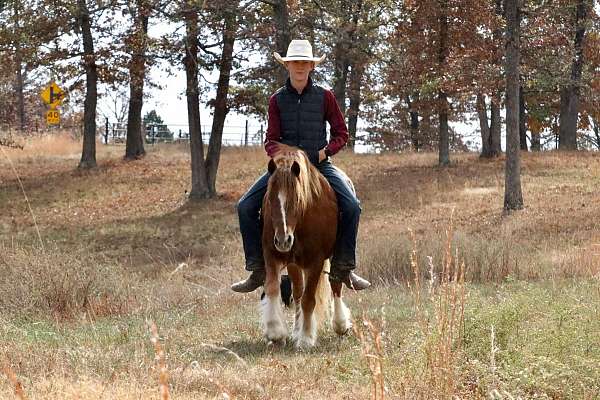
left=273, top=0, right=290, bottom=87
left=14, top=49, right=25, bottom=131
left=476, top=93, right=491, bottom=157
left=531, top=130, right=541, bottom=151
left=332, top=0, right=350, bottom=115
left=125, top=0, right=149, bottom=160
left=407, top=95, right=420, bottom=151
left=183, top=4, right=209, bottom=200
left=206, top=3, right=237, bottom=196
left=558, top=0, right=588, bottom=150
left=504, top=0, right=523, bottom=212
left=437, top=0, right=450, bottom=167
left=13, top=0, right=25, bottom=131
left=487, top=0, right=503, bottom=157
left=78, top=0, right=97, bottom=169
left=332, top=0, right=362, bottom=117
left=347, top=61, right=363, bottom=151
left=490, top=94, right=502, bottom=155
left=592, top=118, right=600, bottom=150
left=332, top=39, right=350, bottom=116
left=519, top=85, right=528, bottom=151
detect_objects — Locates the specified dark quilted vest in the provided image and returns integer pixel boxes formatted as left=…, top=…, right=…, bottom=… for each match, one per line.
left=274, top=78, right=327, bottom=158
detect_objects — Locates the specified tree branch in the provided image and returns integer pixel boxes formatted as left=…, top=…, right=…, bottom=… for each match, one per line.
left=257, top=0, right=277, bottom=6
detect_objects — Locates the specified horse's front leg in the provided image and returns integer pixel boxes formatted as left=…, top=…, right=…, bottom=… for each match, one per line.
left=294, top=266, right=322, bottom=349
left=262, top=259, right=287, bottom=344
left=286, top=263, right=304, bottom=340
left=330, top=281, right=352, bottom=336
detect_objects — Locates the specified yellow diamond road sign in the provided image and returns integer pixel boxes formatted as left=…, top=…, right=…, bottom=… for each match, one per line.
left=46, top=109, right=60, bottom=125
left=41, top=81, right=65, bottom=108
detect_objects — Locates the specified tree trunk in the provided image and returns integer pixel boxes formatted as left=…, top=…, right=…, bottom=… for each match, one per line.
left=125, top=0, right=148, bottom=160
left=476, top=93, right=491, bottom=157
left=487, top=0, right=503, bottom=157
left=206, top=3, right=237, bottom=196
left=558, top=0, right=588, bottom=151
left=183, top=4, right=209, bottom=200
left=125, top=1, right=148, bottom=159
left=531, top=130, right=541, bottom=151
left=438, top=92, right=450, bottom=166
left=592, top=118, right=600, bottom=150
left=347, top=61, right=363, bottom=151
left=14, top=50, right=25, bottom=131
left=332, top=0, right=362, bottom=117
left=504, top=0, right=523, bottom=212
left=490, top=94, right=502, bottom=155
left=407, top=95, right=420, bottom=151
left=437, top=0, right=450, bottom=167
left=519, top=85, right=528, bottom=151
left=332, top=40, right=350, bottom=116
left=273, top=0, right=290, bottom=87
left=78, top=0, right=97, bottom=169
left=13, top=0, right=25, bottom=131
left=345, top=0, right=366, bottom=149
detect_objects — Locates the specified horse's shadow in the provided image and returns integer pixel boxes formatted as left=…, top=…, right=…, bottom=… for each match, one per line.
left=221, top=331, right=357, bottom=359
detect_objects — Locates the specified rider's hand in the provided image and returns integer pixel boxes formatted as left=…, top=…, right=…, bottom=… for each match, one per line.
left=318, top=148, right=326, bottom=163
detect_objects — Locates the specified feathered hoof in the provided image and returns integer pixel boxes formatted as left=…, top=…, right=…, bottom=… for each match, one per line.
left=293, top=334, right=316, bottom=350
left=333, top=320, right=353, bottom=336
left=265, top=322, right=288, bottom=344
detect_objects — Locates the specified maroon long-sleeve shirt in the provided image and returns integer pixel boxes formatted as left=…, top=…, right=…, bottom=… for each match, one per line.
left=264, top=86, right=349, bottom=158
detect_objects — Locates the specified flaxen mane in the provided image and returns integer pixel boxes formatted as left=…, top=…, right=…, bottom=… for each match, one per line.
left=272, top=145, right=324, bottom=212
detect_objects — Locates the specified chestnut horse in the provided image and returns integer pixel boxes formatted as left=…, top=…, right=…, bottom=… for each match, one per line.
left=261, top=145, right=352, bottom=349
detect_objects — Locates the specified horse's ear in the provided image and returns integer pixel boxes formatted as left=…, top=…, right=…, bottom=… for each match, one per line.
left=291, top=161, right=301, bottom=177
left=268, top=159, right=277, bottom=174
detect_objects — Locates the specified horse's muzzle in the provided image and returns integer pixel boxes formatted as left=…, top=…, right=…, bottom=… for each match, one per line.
left=274, top=233, right=294, bottom=253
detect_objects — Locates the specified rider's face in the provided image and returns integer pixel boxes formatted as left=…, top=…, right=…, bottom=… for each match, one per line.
left=285, top=61, right=315, bottom=82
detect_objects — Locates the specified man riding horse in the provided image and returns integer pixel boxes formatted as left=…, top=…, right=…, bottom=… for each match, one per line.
left=231, top=39, right=371, bottom=293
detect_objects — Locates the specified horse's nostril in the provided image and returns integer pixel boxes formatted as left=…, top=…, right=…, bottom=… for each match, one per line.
left=274, top=234, right=293, bottom=250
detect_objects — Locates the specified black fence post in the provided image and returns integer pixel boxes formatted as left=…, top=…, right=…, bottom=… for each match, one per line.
left=244, top=120, right=248, bottom=147
left=104, top=117, right=109, bottom=144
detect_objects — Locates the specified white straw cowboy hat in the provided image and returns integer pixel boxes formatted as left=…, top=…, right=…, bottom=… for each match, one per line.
left=273, top=40, right=326, bottom=65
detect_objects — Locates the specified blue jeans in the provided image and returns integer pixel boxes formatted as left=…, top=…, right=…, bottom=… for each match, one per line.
left=237, top=160, right=360, bottom=273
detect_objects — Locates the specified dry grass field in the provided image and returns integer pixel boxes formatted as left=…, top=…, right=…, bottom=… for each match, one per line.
left=1, top=134, right=599, bottom=399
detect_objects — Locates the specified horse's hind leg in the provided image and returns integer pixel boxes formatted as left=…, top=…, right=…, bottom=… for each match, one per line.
left=286, top=264, right=304, bottom=340
left=331, top=282, right=352, bottom=336
left=294, top=267, right=321, bottom=349
left=262, top=262, right=287, bottom=344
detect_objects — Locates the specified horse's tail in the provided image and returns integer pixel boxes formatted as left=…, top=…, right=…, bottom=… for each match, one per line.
left=314, top=259, right=332, bottom=327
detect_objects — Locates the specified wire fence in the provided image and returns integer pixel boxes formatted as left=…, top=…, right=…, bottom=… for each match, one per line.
left=102, top=119, right=266, bottom=147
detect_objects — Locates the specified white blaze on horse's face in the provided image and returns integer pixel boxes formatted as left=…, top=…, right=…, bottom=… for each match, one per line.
left=273, top=190, right=295, bottom=253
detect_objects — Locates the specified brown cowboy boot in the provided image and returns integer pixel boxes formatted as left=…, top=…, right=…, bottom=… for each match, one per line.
left=330, top=270, right=371, bottom=291
left=231, top=270, right=266, bottom=293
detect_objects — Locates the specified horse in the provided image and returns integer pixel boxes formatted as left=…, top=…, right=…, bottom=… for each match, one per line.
left=261, top=144, right=353, bottom=349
